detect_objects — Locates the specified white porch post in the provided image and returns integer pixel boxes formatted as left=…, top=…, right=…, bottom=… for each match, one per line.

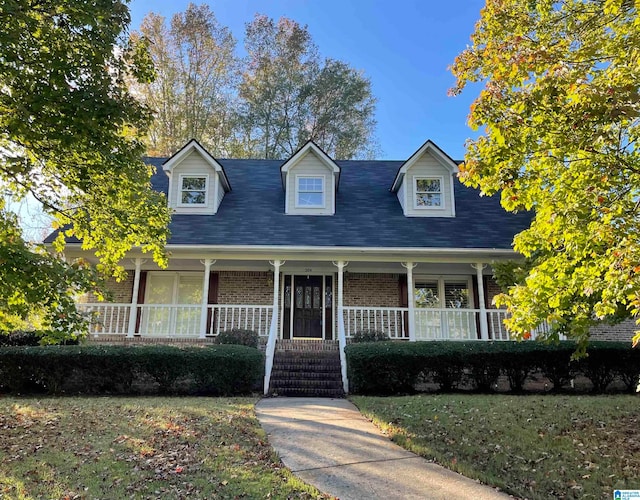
left=473, top=263, right=489, bottom=340
left=127, top=258, right=143, bottom=338
left=402, top=262, right=417, bottom=341
left=199, top=259, right=215, bottom=339
left=333, top=261, right=349, bottom=393
left=264, top=260, right=284, bottom=395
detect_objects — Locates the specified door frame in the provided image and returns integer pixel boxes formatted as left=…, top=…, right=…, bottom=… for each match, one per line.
left=281, top=273, right=335, bottom=340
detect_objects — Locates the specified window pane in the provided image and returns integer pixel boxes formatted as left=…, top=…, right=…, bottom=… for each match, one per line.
left=182, top=177, right=206, bottom=190
left=284, top=285, right=291, bottom=309
left=416, top=193, right=441, bottom=207
left=177, top=275, right=202, bottom=304
left=296, top=286, right=303, bottom=308
left=146, top=275, right=175, bottom=304
left=182, top=191, right=206, bottom=204
left=298, top=192, right=323, bottom=206
left=415, top=282, right=439, bottom=308
left=299, top=177, right=323, bottom=192
left=444, top=282, right=469, bottom=309
left=416, top=179, right=440, bottom=192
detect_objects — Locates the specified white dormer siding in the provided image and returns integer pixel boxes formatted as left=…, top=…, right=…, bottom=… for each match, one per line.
left=281, top=141, right=340, bottom=216
left=163, top=140, right=231, bottom=215
left=397, top=179, right=406, bottom=212
left=390, top=140, right=458, bottom=218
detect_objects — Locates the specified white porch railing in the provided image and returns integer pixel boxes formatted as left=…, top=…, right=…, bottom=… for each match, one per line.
left=138, top=304, right=202, bottom=337
left=78, top=303, right=550, bottom=342
left=414, top=308, right=480, bottom=340
left=78, top=303, right=272, bottom=338
left=343, top=306, right=409, bottom=339
left=208, top=305, right=273, bottom=337
left=78, top=303, right=131, bottom=335
left=343, top=307, right=519, bottom=341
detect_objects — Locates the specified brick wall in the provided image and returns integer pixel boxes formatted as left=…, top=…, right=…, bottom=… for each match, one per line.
left=81, top=275, right=134, bottom=304
left=485, top=277, right=502, bottom=308
left=217, top=271, right=273, bottom=305
left=343, top=273, right=401, bottom=307
left=589, top=319, right=636, bottom=342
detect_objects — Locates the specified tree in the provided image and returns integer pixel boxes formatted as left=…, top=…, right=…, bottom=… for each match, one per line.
left=450, top=0, right=640, bottom=348
left=134, top=4, right=239, bottom=156
left=0, top=0, right=170, bottom=339
left=238, top=14, right=377, bottom=159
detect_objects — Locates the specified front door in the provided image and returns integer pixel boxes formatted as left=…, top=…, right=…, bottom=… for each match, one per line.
left=282, top=275, right=334, bottom=340
left=293, top=275, right=323, bottom=338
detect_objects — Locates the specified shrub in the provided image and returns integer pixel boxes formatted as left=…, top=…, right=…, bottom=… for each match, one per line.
left=351, top=330, right=390, bottom=343
left=0, top=345, right=264, bottom=396
left=346, top=340, right=640, bottom=395
left=0, top=331, right=79, bottom=346
left=216, top=328, right=259, bottom=348
left=346, top=341, right=425, bottom=394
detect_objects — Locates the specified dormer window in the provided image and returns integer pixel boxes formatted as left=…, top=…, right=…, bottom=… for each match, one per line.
left=414, top=177, right=443, bottom=209
left=296, top=176, right=325, bottom=208
left=179, top=175, right=208, bottom=206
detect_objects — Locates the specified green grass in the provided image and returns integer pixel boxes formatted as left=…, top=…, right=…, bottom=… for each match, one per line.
left=351, top=394, right=639, bottom=500
left=0, top=397, right=328, bottom=499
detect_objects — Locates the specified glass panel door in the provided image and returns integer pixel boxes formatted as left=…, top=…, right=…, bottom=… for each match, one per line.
left=293, top=276, right=323, bottom=338
left=142, top=274, right=175, bottom=335
left=176, top=275, right=202, bottom=335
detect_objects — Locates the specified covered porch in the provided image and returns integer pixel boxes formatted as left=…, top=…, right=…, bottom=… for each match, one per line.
left=76, top=255, right=513, bottom=343
left=70, top=245, right=527, bottom=394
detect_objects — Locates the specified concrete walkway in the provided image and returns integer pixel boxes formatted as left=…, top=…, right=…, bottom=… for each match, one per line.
left=256, top=397, right=510, bottom=500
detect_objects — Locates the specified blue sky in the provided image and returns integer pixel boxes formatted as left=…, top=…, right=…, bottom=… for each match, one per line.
left=128, top=0, right=486, bottom=160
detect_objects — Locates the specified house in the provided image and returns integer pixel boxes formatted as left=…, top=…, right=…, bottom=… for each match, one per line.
left=49, top=138, right=628, bottom=395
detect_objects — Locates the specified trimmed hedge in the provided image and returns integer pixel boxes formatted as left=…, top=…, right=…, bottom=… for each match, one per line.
left=0, top=344, right=264, bottom=396
left=0, top=331, right=79, bottom=346
left=346, top=341, right=640, bottom=395
left=215, top=328, right=259, bottom=348
left=351, top=330, right=390, bottom=343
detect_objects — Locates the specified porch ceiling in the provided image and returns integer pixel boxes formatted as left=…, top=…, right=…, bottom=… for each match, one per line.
left=62, top=243, right=516, bottom=270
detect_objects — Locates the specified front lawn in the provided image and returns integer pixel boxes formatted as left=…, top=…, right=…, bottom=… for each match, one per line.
left=0, top=397, right=326, bottom=499
left=351, top=394, right=639, bottom=499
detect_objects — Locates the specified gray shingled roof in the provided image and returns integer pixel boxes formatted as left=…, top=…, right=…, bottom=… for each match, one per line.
left=140, top=157, right=531, bottom=249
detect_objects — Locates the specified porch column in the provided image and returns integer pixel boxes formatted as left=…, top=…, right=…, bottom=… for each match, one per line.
left=333, top=261, right=349, bottom=393
left=264, top=260, right=284, bottom=395
left=473, top=263, right=489, bottom=340
left=127, top=258, right=143, bottom=338
left=402, top=262, right=417, bottom=341
left=199, top=259, right=215, bottom=338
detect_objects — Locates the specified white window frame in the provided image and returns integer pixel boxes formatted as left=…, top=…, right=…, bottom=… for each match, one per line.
left=413, top=175, right=445, bottom=210
left=295, top=175, right=326, bottom=209
left=414, top=276, right=474, bottom=309
left=178, top=174, right=209, bottom=207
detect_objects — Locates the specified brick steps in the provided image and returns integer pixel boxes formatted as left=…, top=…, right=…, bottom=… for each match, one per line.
left=269, top=341, right=344, bottom=398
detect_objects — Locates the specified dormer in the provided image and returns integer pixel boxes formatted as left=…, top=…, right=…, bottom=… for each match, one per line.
left=280, top=141, right=340, bottom=215
left=390, top=140, right=458, bottom=218
left=163, top=139, right=231, bottom=215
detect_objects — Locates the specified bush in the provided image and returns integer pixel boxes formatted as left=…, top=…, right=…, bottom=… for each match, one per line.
left=216, top=328, right=259, bottom=348
left=346, top=340, right=640, bottom=395
left=0, top=345, right=264, bottom=396
left=346, top=341, right=425, bottom=394
left=351, top=330, right=390, bottom=343
left=0, top=331, right=79, bottom=346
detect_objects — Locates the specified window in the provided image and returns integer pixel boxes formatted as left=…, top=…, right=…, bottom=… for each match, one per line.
left=414, top=177, right=443, bottom=208
left=415, top=278, right=470, bottom=309
left=179, top=175, right=208, bottom=206
left=296, top=176, right=324, bottom=207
